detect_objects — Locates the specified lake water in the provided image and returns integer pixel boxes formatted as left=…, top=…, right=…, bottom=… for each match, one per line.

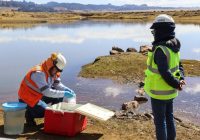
left=0, top=21, right=200, bottom=124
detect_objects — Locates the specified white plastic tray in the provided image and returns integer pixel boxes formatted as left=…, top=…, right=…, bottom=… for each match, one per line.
left=75, top=103, right=115, bottom=121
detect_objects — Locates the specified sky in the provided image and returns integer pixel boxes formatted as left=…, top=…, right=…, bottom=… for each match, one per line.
left=11, top=0, right=200, bottom=7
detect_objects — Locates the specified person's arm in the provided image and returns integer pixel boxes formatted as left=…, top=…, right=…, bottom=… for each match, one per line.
left=179, top=61, right=185, bottom=80
left=53, top=78, right=73, bottom=92
left=154, top=48, right=180, bottom=89
left=31, top=71, right=65, bottom=98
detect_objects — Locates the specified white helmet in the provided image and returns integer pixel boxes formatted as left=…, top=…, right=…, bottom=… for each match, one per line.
left=150, top=14, right=175, bottom=29
left=54, top=53, right=67, bottom=71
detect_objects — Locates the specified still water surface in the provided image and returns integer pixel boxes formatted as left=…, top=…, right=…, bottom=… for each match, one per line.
left=0, top=21, right=199, bottom=124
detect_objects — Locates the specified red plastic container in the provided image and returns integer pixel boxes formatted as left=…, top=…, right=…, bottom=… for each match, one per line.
left=44, top=109, right=87, bottom=136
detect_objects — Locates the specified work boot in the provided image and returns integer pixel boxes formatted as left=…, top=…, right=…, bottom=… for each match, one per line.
left=26, top=118, right=37, bottom=126
left=25, top=111, right=37, bottom=127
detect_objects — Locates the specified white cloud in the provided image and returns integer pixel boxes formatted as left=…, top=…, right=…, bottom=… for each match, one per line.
left=184, top=84, right=200, bottom=94
left=104, top=86, right=123, bottom=97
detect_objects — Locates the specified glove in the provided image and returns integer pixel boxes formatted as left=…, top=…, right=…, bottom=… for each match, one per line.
left=65, top=88, right=74, bottom=93
left=64, top=90, right=76, bottom=98
left=37, top=100, right=48, bottom=109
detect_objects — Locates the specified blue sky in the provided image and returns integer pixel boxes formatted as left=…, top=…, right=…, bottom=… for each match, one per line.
left=14, top=0, right=200, bottom=7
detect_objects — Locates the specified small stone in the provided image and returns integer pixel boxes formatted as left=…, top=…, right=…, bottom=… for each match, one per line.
left=122, top=101, right=139, bottom=110
left=138, top=82, right=145, bottom=88
left=144, top=113, right=154, bottom=119
left=134, top=95, right=148, bottom=103
left=137, top=88, right=145, bottom=96
left=110, top=50, right=120, bottom=55
left=112, top=46, right=124, bottom=52
left=126, top=48, right=137, bottom=52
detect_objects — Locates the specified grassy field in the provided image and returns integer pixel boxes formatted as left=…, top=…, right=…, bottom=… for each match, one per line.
left=79, top=52, right=200, bottom=84
left=1, top=10, right=200, bottom=27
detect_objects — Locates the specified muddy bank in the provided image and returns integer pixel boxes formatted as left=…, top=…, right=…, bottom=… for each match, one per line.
left=1, top=10, right=200, bottom=28
left=79, top=52, right=200, bottom=84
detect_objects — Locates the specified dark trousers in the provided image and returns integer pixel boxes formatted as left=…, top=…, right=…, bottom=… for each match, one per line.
left=19, top=96, right=63, bottom=121
left=151, top=98, right=176, bottom=140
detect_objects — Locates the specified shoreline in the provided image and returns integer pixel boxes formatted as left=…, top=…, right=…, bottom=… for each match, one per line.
left=0, top=10, right=200, bottom=27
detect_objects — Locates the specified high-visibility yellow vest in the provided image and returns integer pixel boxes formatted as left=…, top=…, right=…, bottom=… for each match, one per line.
left=144, top=45, right=180, bottom=100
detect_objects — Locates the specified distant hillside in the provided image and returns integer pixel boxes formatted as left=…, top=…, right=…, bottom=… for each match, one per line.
left=0, top=0, right=176, bottom=12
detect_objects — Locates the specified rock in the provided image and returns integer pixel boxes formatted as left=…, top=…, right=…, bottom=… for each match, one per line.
left=144, top=113, right=154, bottom=119
left=126, top=48, right=137, bottom=52
left=134, top=95, right=148, bottom=103
left=93, top=57, right=101, bottom=63
left=115, top=110, right=127, bottom=118
left=138, top=82, right=145, bottom=88
left=112, top=46, right=124, bottom=52
left=139, top=45, right=152, bottom=55
left=110, top=50, right=120, bottom=55
left=122, top=101, right=139, bottom=110
left=136, top=88, right=145, bottom=96
left=174, top=116, right=183, bottom=123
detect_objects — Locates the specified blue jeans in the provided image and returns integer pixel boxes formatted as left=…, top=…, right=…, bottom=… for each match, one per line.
left=19, top=96, right=63, bottom=121
left=151, top=98, right=176, bottom=140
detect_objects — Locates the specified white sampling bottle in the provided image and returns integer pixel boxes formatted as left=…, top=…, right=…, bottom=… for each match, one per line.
left=63, top=94, right=76, bottom=104
left=67, top=94, right=76, bottom=104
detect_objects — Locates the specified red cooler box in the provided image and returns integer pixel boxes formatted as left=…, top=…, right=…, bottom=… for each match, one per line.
left=44, top=103, right=87, bottom=136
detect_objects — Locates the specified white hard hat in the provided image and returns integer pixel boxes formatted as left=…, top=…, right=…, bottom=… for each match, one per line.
left=153, top=14, right=174, bottom=23
left=150, top=14, right=175, bottom=29
left=55, top=53, right=67, bottom=71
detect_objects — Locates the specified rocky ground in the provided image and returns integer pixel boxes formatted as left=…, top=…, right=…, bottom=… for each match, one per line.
left=0, top=110, right=200, bottom=140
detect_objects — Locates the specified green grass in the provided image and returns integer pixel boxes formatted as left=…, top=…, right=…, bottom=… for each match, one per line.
left=79, top=53, right=200, bottom=84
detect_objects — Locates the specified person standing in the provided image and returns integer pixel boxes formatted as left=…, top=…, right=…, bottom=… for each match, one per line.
left=18, top=52, right=76, bottom=126
left=144, top=14, right=186, bottom=140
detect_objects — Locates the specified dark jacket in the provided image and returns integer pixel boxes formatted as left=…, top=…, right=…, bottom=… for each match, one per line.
left=152, top=38, right=185, bottom=89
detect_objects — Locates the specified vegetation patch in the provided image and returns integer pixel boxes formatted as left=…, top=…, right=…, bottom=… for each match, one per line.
left=79, top=53, right=200, bottom=84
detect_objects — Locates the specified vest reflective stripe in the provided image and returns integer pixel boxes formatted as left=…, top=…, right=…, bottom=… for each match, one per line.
left=144, top=45, right=180, bottom=100
left=40, top=85, right=50, bottom=92
left=150, top=89, right=177, bottom=95
left=24, top=77, right=41, bottom=93
left=24, top=77, right=49, bottom=93
left=147, top=65, right=179, bottom=74
left=149, top=45, right=170, bottom=67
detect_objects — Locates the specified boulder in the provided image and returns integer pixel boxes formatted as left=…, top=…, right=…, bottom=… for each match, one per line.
left=112, top=46, right=124, bottom=52
left=139, top=45, right=152, bottom=55
left=134, top=95, right=148, bottom=103
left=122, top=100, right=139, bottom=110
left=110, top=50, right=120, bottom=55
left=126, top=48, right=137, bottom=52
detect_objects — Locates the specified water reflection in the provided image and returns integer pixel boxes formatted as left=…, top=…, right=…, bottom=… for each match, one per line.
left=0, top=21, right=200, bottom=124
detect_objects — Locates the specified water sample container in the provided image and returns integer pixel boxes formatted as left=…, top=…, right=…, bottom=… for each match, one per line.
left=2, top=102, right=27, bottom=135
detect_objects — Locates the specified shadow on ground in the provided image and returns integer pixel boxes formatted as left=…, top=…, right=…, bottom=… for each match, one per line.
left=0, top=124, right=103, bottom=140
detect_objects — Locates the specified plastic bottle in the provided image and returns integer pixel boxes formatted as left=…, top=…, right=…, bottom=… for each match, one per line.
left=67, top=94, right=76, bottom=104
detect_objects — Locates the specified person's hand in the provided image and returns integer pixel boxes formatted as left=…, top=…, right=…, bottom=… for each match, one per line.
left=37, top=100, right=48, bottom=109
left=64, top=90, right=76, bottom=98
left=180, top=80, right=186, bottom=85
left=177, top=80, right=186, bottom=91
